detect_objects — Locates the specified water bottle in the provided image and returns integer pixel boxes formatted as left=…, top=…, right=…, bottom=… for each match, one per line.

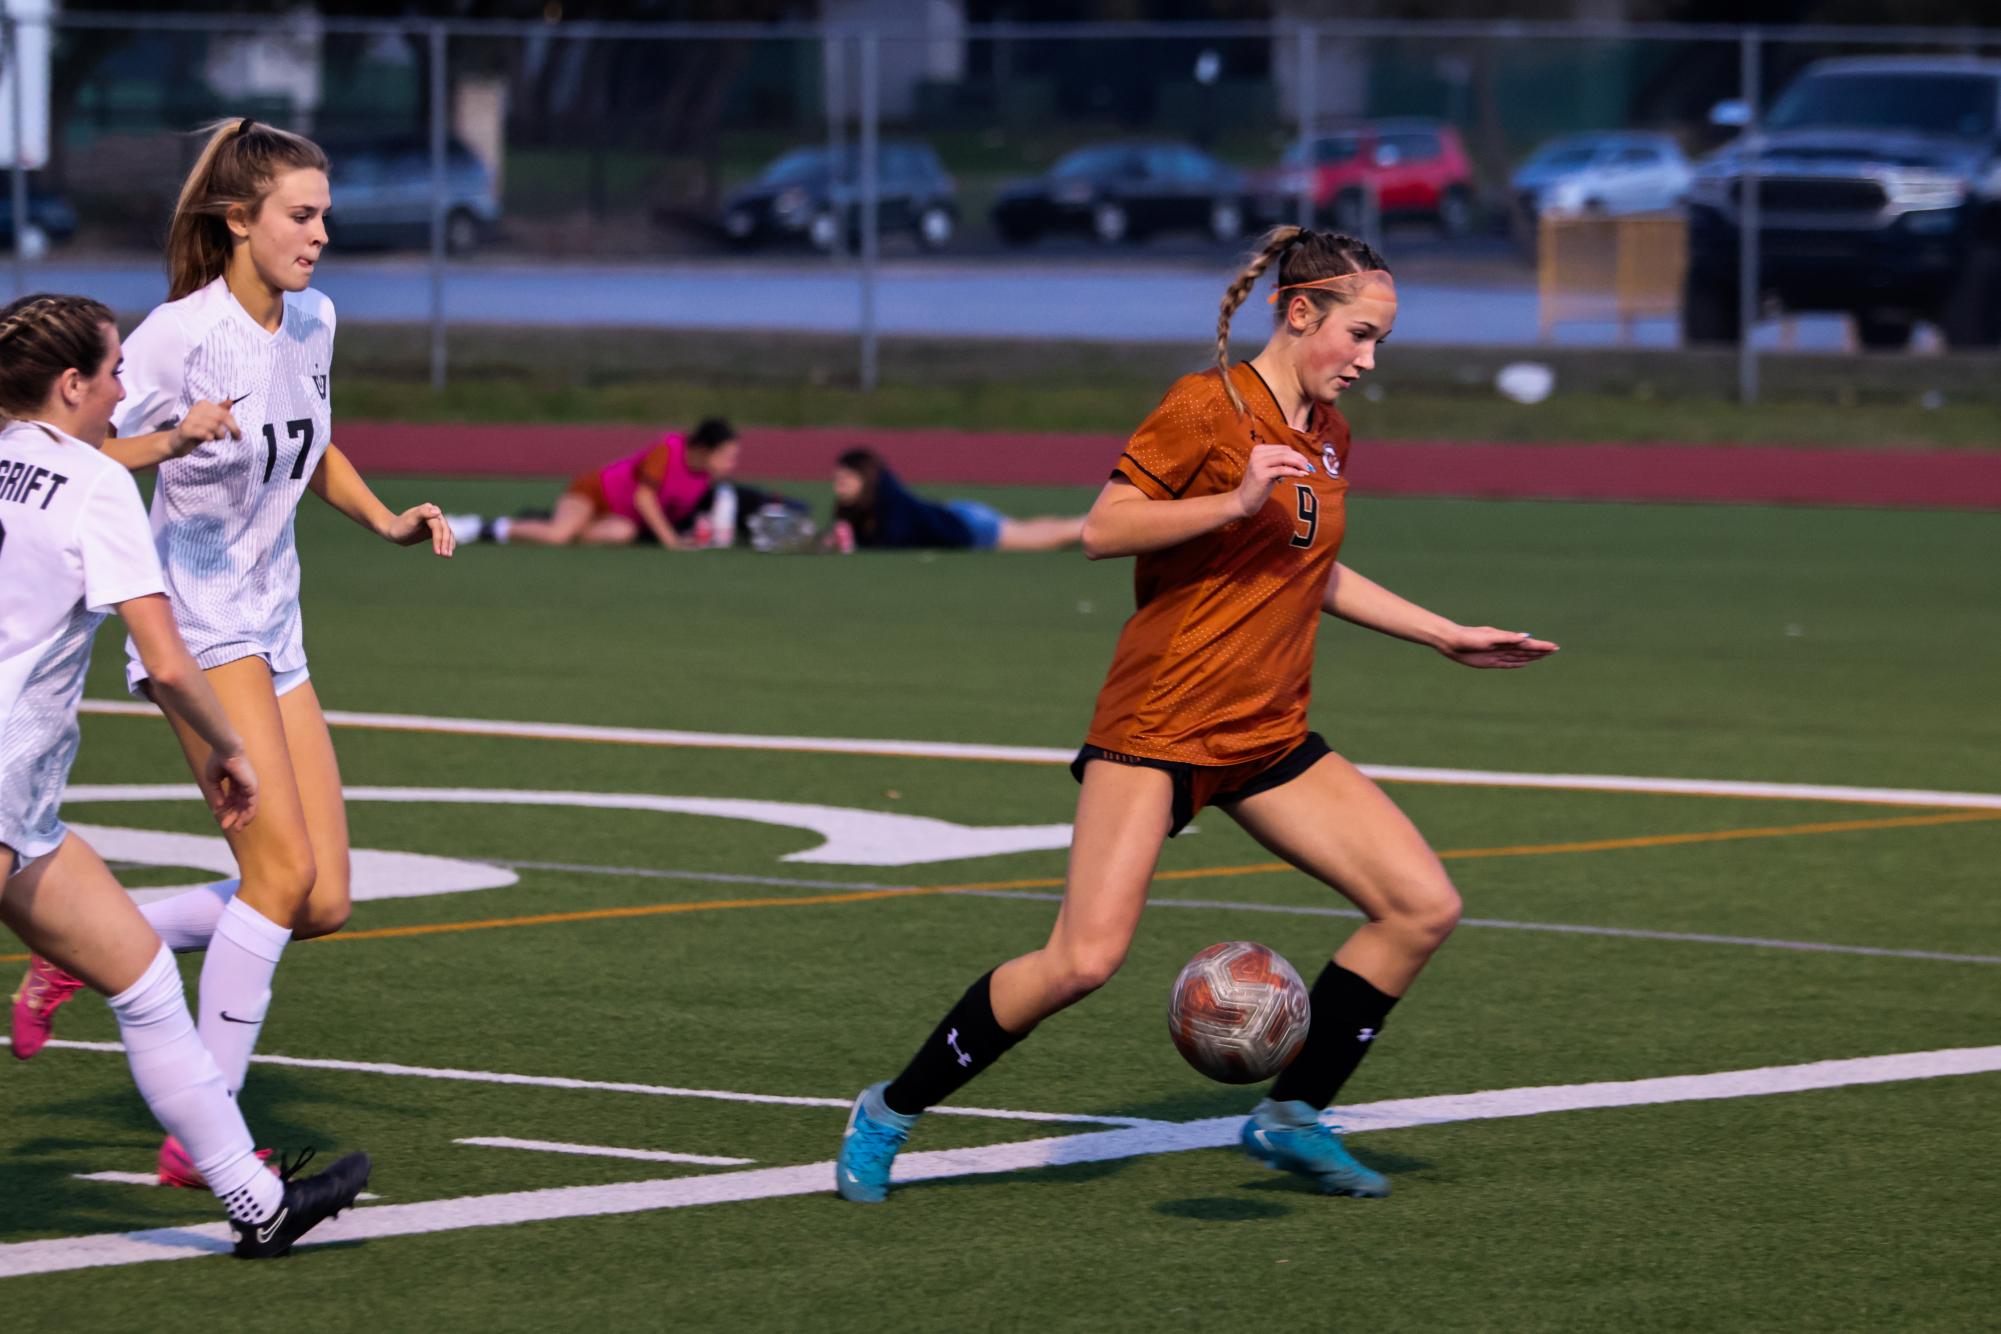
left=708, top=483, right=738, bottom=549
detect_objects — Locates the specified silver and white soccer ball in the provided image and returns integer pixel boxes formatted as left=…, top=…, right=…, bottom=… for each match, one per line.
left=1167, top=941, right=1311, bottom=1084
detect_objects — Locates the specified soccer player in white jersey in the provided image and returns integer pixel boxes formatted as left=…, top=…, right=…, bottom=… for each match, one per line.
left=8, top=119, right=455, bottom=1187
left=0, top=292, right=370, bottom=1255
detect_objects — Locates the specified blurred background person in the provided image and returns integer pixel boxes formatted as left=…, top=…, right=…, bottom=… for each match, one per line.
left=830, top=447, right=1083, bottom=552
left=452, top=417, right=799, bottom=549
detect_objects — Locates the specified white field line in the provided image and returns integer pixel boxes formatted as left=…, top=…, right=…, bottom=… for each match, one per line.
left=393, top=856, right=2001, bottom=969
left=493, top=858, right=906, bottom=892
left=71, top=1173, right=381, bottom=1200
left=959, top=889, right=2001, bottom=967
left=6, top=1044, right=1997, bottom=1279
left=79, top=699, right=2001, bottom=812
left=10, top=1039, right=1160, bottom=1130
left=455, top=1137, right=752, bottom=1167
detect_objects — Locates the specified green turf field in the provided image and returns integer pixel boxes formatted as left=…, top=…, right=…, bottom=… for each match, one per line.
left=4, top=480, right=1998, bottom=1329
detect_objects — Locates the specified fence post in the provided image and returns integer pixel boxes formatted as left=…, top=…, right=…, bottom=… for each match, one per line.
left=1292, top=21, right=1316, bottom=230
left=824, top=26, right=846, bottom=261
left=6, top=15, right=27, bottom=300
left=1736, top=28, right=1760, bottom=404
left=428, top=21, right=448, bottom=393
left=857, top=29, right=879, bottom=393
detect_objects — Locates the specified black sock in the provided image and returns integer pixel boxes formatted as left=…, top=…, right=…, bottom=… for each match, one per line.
left=1266, top=963, right=1398, bottom=1110
left=882, top=971, right=1023, bottom=1116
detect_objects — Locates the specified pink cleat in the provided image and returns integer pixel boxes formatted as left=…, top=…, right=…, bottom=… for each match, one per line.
left=158, top=1136, right=275, bottom=1189
left=10, top=955, right=84, bottom=1060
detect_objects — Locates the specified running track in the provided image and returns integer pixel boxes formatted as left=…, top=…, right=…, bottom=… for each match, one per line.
left=338, top=423, right=2001, bottom=509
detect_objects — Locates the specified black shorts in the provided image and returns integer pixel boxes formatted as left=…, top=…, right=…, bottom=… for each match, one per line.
left=1069, top=731, right=1333, bottom=838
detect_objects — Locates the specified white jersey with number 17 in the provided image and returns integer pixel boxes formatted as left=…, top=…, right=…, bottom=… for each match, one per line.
left=114, top=275, right=335, bottom=690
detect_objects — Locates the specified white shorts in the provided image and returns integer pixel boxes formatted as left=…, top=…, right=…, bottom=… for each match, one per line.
left=1, top=819, right=67, bottom=872
left=127, top=654, right=310, bottom=700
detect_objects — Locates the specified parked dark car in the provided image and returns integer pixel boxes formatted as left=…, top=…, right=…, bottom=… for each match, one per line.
left=1684, top=56, right=2001, bottom=348
left=322, top=137, right=499, bottom=254
left=721, top=142, right=957, bottom=252
left=992, top=141, right=1253, bottom=246
left=0, top=185, right=78, bottom=251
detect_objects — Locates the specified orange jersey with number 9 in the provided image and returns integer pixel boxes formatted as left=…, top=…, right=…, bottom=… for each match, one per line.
left=1085, top=362, right=1350, bottom=766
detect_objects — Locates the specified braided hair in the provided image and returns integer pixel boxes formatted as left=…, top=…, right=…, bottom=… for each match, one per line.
left=167, top=117, right=329, bottom=300
left=0, top=293, right=117, bottom=421
left=1215, top=226, right=1391, bottom=413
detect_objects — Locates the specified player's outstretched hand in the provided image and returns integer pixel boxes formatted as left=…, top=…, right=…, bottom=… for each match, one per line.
left=200, top=751, right=259, bottom=832
left=386, top=502, right=457, bottom=557
left=1234, top=444, right=1314, bottom=519
left=1437, top=625, right=1560, bottom=669
left=168, top=401, right=243, bottom=458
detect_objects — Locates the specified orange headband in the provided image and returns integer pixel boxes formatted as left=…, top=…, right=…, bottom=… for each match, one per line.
left=1267, top=270, right=1394, bottom=304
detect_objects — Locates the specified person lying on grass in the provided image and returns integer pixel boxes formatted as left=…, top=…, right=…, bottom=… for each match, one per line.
left=828, top=447, right=1085, bottom=552
left=450, top=417, right=804, bottom=549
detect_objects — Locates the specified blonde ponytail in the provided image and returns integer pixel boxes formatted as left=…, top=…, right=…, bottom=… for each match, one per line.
left=1216, top=226, right=1303, bottom=414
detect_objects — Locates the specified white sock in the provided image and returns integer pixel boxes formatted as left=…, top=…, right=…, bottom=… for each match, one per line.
left=197, top=898, right=292, bottom=1097
left=109, top=946, right=282, bottom=1224
left=491, top=515, right=512, bottom=544
left=139, top=879, right=239, bottom=953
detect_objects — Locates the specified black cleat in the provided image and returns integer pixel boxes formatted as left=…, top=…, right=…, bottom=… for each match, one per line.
left=231, top=1149, right=372, bottom=1260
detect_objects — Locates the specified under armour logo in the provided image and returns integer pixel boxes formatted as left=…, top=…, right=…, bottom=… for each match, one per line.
left=1357, top=1027, right=1376, bottom=1043
left=946, top=1027, right=972, bottom=1068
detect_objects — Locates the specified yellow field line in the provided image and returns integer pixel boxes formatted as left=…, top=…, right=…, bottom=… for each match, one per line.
left=10, top=809, right=1990, bottom=966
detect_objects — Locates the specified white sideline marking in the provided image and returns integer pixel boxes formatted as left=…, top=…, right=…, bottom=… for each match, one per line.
left=80, top=699, right=2001, bottom=812
left=62, top=784, right=1072, bottom=868
left=455, top=1137, right=753, bottom=1167
left=10, top=1039, right=1159, bottom=1129
left=73, top=1171, right=169, bottom=1187
left=69, top=822, right=518, bottom=902
left=6, top=1044, right=1997, bottom=1279
left=960, top=889, right=2001, bottom=966
left=71, top=1172, right=381, bottom=1200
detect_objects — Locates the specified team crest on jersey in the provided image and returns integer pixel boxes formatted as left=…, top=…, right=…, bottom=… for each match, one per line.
left=1320, top=443, right=1340, bottom=477
left=312, top=373, right=328, bottom=400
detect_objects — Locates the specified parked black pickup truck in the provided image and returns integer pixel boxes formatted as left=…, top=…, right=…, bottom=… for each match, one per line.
left=1683, top=57, right=2001, bottom=349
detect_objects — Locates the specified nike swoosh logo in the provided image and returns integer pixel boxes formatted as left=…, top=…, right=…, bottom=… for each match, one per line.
left=255, top=1207, right=288, bottom=1244
left=218, top=1011, right=260, bottom=1025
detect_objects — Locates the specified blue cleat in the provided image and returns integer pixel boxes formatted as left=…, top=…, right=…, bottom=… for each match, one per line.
left=1240, top=1097, right=1390, bottom=1198
left=836, top=1081, right=918, bottom=1203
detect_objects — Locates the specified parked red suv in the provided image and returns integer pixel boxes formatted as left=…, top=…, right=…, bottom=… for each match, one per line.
left=1267, top=119, right=1477, bottom=236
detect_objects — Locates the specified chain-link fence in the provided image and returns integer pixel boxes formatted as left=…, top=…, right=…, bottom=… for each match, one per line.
left=4, top=12, right=1999, bottom=400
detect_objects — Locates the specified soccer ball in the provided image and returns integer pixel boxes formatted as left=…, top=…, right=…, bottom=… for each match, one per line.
left=1167, top=941, right=1311, bottom=1084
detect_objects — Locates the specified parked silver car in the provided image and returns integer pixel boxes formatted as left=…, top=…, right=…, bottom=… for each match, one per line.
left=323, top=137, right=501, bottom=254
left=1511, top=132, right=1692, bottom=229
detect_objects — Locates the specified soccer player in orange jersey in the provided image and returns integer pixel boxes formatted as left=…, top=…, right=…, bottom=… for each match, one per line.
left=835, top=226, right=1558, bottom=1203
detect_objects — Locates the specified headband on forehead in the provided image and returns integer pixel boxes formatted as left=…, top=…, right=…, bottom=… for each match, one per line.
left=1267, top=270, right=1394, bottom=304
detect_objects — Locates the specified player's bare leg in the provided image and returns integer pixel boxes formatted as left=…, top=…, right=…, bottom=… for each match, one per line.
left=995, top=516, right=1087, bottom=552
left=504, top=492, right=597, bottom=545
left=147, top=658, right=315, bottom=1163
left=580, top=515, right=640, bottom=545
left=277, top=680, right=353, bottom=941
left=987, top=760, right=1174, bottom=1029
left=837, top=761, right=1173, bottom=1202
left=1224, top=750, right=1463, bottom=1196
left=0, top=835, right=373, bottom=1250
left=1226, top=750, right=1461, bottom=996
